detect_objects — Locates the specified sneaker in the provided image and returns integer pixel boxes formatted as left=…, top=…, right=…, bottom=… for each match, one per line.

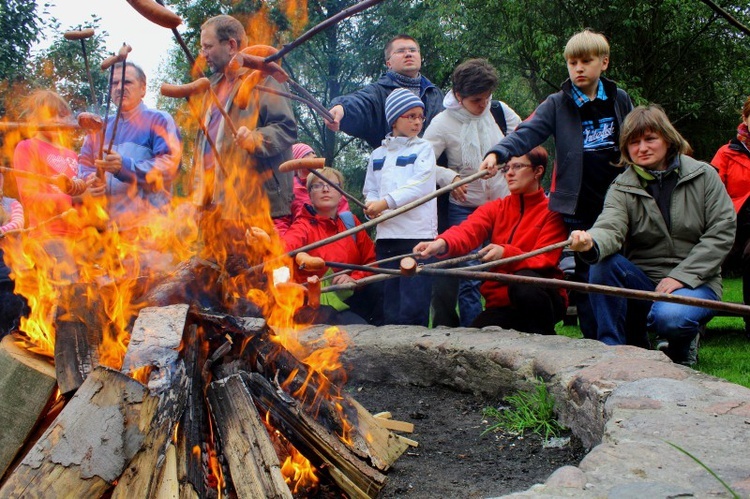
left=655, top=340, right=669, bottom=353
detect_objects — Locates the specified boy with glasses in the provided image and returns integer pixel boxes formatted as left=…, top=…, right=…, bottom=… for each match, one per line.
left=363, top=88, right=437, bottom=326
left=326, top=34, right=444, bottom=149
left=480, top=29, right=634, bottom=339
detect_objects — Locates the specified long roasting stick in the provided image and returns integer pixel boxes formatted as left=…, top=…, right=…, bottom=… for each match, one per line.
left=244, top=170, right=492, bottom=275
left=414, top=266, right=750, bottom=317
left=264, top=0, right=387, bottom=63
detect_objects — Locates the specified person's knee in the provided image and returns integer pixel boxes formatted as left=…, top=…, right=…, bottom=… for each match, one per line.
left=648, top=304, right=701, bottom=341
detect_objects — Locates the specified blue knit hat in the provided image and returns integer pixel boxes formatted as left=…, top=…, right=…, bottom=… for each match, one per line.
left=385, top=88, right=425, bottom=127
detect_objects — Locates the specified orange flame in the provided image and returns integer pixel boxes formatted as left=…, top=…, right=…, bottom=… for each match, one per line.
left=281, top=448, right=319, bottom=494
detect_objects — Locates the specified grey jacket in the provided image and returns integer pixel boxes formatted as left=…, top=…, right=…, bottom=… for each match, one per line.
left=587, top=155, right=736, bottom=296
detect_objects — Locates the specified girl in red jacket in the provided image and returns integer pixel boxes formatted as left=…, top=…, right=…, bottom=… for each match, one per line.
left=283, top=167, right=380, bottom=325
left=414, top=146, right=568, bottom=334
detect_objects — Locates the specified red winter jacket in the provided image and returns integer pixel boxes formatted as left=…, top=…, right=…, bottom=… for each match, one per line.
left=712, top=140, right=750, bottom=213
left=282, top=205, right=376, bottom=282
left=439, top=188, right=568, bottom=309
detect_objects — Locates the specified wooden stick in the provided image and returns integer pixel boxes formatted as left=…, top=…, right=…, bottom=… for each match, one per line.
left=307, top=168, right=367, bottom=209
left=244, top=169, right=490, bottom=275
left=463, top=238, right=572, bottom=272
left=0, top=209, right=76, bottom=239
left=106, top=50, right=129, bottom=153
left=256, top=84, right=334, bottom=121
left=415, top=266, right=750, bottom=317
left=264, top=0, right=387, bottom=63
left=322, top=252, right=420, bottom=282
left=0, top=166, right=67, bottom=189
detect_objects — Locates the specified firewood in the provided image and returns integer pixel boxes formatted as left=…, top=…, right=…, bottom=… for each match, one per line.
left=0, top=366, right=153, bottom=497
left=175, top=324, right=211, bottom=499
left=154, top=444, right=179, bottom=499
left=112, top=306, right=190, bottom=498
left=347, top=397, right=411, bottom=469
left=242, top=372, right=386, bottom=499
left=121, top=304, right=189, bottom=391
left=373, top=411, right=392, bottom=419
left=372, top=417, right=415, bottom=433
left=207, top=374, right=292, bottom=499
left=54, top=283, right=104, bottom=394
left=0, top=335, right=57, bottom=478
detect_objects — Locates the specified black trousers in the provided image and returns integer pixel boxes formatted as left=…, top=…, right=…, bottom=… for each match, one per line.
left=470, top=270, right=566, bottom=335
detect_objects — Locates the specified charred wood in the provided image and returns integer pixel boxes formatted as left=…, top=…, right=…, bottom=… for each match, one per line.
left=207, top=374, right=292, bottom=499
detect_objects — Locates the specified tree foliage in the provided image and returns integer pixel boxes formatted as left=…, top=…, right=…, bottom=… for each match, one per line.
left=0, top=0, right=43, bottom=82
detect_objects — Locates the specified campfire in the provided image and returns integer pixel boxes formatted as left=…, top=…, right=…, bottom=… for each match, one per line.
left=0, top=180, right=416, bottom=497
left=0, top=4, right=415, bottom=497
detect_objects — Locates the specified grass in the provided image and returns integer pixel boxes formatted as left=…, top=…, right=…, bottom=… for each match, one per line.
left=482, top=377, right=565, bottom=441
left=555, top=277, right=750, bottom=388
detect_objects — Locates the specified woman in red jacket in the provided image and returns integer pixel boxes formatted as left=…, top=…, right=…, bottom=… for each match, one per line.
left=283, top=167, right=380, bottom=325
left=712, top=95, right=750, bottom=337
left=414, top=146, right=568, bottom=334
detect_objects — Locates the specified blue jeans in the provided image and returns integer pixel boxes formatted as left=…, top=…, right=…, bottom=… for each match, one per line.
left=590, top=254, right=717, bottom=362
left=377, top=239, right=433, bottom=326
left=448, top=203, right=484, bottom=327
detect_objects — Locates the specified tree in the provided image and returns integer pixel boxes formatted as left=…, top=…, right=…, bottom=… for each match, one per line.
left=0, top=0, right=43, bottom=82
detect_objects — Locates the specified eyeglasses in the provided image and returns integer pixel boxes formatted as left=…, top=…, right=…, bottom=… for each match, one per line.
left=499, top=163, right=533, bottom=174
left=310, top=182, right=340, bottom=192
left=390, top=47, right=420, bottom=57
left=399, top=113, right=426, bottom=122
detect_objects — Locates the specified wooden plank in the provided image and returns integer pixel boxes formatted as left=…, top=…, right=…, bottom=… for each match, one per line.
left=113, top=305, right=190, bottom=498
left=373, top=418, right=414, bottom=433
left=347, top=397, right=410, bottom=470
left=0, top=335, right=57, bottom=478
left=154, top=444, right=179, bottom=499
left=242, top=372, right=387, bottom=499
left=0, top=367, right=153, bottom=498
left=207, top=374, right=292, bottom=499
left=54, top=283, right=104, bottom=395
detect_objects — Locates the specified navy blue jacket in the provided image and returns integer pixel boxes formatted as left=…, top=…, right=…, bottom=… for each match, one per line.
left=486, top=77, right=633, bottom=217
left=331, top=73, right=444, bottom=149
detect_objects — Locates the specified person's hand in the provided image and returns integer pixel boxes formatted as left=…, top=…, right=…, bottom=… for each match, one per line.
left=332, top=273, right=356, bottom=285
left=364, top=199, right=388, bottom=219
left=478, top=243, right=504, bottom=262
left=84, top=172, right=106, bottom=197
left=414, top=239, right=447, bottom=259
left=656, top=277, right=684, bottom=294
left=325, top=105, right=344, bottom=132
left=235, top=126, right=264, bottom=152
left=479, top=153, right=500, bottom=178
left=569, top=230, right=595, bottom=252
left=449, top=175, right=468, bottom=203
left=95, top=151, right=122, bottom=174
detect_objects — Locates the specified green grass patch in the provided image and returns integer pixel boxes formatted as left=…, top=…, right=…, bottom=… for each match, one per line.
left=482, top=378, right=565, bottom=441
left=554, top=277, right=750, bottom=388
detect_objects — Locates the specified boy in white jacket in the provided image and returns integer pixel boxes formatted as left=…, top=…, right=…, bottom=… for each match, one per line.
left=363, top=88, right=437, bottom=326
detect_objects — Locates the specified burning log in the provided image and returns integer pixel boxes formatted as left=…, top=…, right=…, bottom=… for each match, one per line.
left=54, top=283, right=105, bottom=395
left=242, top=372, right=386, bottom=498
left=175, top=324, right=212, bottom=498
left=0, top=367, right=152, bottom=497
left=205, top=315, right=410, bottom=471
left=207, top=374, right=292, bottom=499
left=0, top=335, right=57, bottom=478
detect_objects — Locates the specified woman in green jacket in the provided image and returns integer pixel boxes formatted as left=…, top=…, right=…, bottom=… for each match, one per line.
left=569, top=105, right=736, bottom=366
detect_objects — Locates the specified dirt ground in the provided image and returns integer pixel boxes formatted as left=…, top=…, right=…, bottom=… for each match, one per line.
left=346, top=382, right=587, bottom=499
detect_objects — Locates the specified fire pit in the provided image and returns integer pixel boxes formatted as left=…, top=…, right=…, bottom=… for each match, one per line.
left=299, top=324, right=750, bottom=498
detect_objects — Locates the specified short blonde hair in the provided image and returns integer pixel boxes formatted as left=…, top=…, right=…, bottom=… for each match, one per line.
left=564, top=29, right=610, bottom=60
left=22, top=90, right=72, bottom=122
left=306, top=167, right=344, bottom=191
left=617, top=104, right=691, bottom=167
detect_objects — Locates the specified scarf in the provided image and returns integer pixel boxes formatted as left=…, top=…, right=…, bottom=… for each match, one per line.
left=737, top=122, right=750, bottom=152
left=387, top=71, right=422, bottom=96
left=443, top=91, right=503, bottom=171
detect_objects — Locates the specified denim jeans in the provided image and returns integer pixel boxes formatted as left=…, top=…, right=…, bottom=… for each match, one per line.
left=590, top=254, right=717, bottom=363
left=376, top=239, right=433, bottom=326
left=447, top=203, right=484, bottom=327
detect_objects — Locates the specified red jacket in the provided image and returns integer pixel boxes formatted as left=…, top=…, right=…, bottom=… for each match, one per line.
left=712, top=140, right=750, bottom=213
left=283, top=205, right=376, bottom=282
left=439, top=188, right=568, bottom=309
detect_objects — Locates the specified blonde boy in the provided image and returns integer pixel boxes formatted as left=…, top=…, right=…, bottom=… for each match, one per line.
left=363, top=88, right=437, bottom=326
left=480, top=29, right=634, bottom=339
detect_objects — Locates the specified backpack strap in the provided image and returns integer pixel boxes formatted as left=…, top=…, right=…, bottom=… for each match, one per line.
left=339, top=211, right=357, bottom=241
left=490, top=100, right=508, bottom=136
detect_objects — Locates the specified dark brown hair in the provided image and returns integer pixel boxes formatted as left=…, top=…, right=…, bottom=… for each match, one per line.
left=451, top=59, right=498, bottom=98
